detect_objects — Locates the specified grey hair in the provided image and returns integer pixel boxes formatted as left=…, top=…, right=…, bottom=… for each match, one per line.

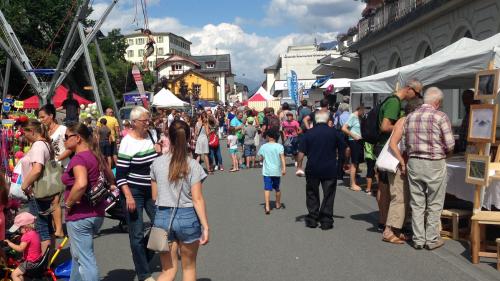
left=423, top=87, right=444, bottom=104
left=130, top=106, right=150, bottom=121
left=405, top=79, right=422, bottom=91
left=338, top=103, right=350, bottom=112
left=315, top=111, right=330, bottom=124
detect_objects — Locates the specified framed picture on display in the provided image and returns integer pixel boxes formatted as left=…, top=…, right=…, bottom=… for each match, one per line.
left=465, top=154, right=490, bottom=186
left=467, top=104, right=498, bottom=143
left=474, top=69, right=499, bottom=100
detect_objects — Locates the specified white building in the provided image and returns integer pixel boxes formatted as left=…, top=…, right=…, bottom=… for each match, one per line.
left=349, top=0, right=500, bottom=125
left=264, top=45, right=341, bottom=97
left=124, top=32, right=191, bottom=69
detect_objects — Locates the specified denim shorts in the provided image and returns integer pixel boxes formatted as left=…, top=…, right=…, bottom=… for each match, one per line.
left=263, top=176, right=281, bottom=191
left=28, top=199, right=53, bottom=241
left=229, top=148, right=238, bottom=155
left=154, top=207, right=201, bottom=244
left=244, top=144, right=256, bottom=157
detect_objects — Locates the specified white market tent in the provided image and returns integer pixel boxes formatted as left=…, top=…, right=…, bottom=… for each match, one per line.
left=152, top=88, right=189, bottom=107
left=320, top=78, right=353, bottom=91
left=351, top=34, right=500, bottom=94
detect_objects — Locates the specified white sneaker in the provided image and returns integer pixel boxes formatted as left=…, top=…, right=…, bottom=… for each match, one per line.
left=214, top=165, right=219, bottom=171
left=295, top=169, right=305, bottom=177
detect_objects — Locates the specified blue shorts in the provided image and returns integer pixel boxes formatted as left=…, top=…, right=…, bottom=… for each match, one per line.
left=28, top=199, right=54, bottom=241
left=244, top=144, right=256, bottom=157
left=229, top=148, right=238, bottom=155
left=263, top=176, right=281, bottom=191
left=284, top=137, right=298, bottom=156
left=154, top=207, right=202, bottom=244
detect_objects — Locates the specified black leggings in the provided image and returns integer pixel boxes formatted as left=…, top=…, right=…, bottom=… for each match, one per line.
left=366, top=159, right=376, bottom=179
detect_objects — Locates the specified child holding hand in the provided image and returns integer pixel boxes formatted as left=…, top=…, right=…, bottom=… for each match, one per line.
left=257, top=129, right=286, bottom=215
left=5, top=212, right=42, bottom=281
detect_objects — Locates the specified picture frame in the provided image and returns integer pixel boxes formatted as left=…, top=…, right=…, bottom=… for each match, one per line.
left=465, top=154, right=490, bottom=185
left=474, top=69, right=500, bottom=100
left=467, top=104, right=498, bottom=143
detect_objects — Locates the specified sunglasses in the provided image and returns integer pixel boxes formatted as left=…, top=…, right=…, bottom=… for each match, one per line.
left=410, top=87, right=421, bottom=97
left=64, top=134, right=77, bottom=141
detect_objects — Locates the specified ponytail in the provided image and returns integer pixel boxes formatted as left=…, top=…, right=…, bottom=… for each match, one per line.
left=168, top=120, right=190, bottom=182
left=22, top=119, right=54, bottom=155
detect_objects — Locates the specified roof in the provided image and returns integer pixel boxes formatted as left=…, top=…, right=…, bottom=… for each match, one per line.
left=156, top=54, right=200, bottom=69
left=191, top=54, right=232, bottom=73
left=171, top=69, right=219, bottom=86
left=264, top=57, right=282, bottom=72
left=124, top=32, right=191, bottom=44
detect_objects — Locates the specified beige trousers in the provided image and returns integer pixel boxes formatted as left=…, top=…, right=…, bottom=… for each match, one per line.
left=407, top=158, right=447, bottom=246
left=386, top=169, right=410, bottom=229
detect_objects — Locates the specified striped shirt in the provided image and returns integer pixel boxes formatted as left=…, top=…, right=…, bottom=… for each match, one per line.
left=404, top=104, right=455, bottom=160
left=116, top=131, right=159, bottom=188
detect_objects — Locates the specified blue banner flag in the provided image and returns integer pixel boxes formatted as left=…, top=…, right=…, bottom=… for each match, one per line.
left=289, top=70, right=298, bottom=104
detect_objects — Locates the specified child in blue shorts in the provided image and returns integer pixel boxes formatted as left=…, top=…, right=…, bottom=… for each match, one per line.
left=227, top=127, right=240, bottom=172
left=257, top=129, right=286, bottom=215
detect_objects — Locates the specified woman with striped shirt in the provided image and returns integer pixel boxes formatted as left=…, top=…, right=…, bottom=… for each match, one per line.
left=116, top=106, right=159, bottom=281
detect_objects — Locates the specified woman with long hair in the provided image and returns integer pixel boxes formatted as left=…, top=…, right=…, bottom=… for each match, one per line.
left=195, top=112, right=211, bottom=172
left=38, top=104, right=70, bottom=238
left=151, top=120, right=209, bottom=281
left=19, top=119, right=54, bottom=253
left=208, top=115, right=224, bottom=171
left=116, top=106, right=159, bottom=281
left=61, top=123, right=115, bottom=281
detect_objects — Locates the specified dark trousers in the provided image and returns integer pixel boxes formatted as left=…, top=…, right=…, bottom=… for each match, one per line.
left=337, top=135, right=347, bottom=178
left=122, top=186, right=156, bottom=281
left=305, top=177, right=337, bottom=226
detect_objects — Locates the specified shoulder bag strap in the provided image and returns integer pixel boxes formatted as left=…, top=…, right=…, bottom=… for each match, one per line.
left=166, top=179, right=184, bottom=233
left=146, top=130, right=156, bottom=145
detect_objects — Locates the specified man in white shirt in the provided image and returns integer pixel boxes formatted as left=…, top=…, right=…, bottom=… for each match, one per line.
left=167, top=109, right=177, bottom=127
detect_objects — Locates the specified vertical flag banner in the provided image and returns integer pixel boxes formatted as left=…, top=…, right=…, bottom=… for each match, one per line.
left=289, top=70, right=298, bottom=105
left=131, top=65, right=149, bottom=108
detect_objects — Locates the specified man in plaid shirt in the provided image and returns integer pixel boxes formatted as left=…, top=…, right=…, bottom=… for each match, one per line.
left=404, top=87, right=455, bottom=250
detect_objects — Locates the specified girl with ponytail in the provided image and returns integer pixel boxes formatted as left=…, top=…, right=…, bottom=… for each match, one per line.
left=61, top=123, right=115, bottom=281
left=151, top=120, right=210, bottom=280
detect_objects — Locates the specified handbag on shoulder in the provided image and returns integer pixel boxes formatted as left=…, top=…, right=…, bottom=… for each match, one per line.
left=85, top=171, right=110, bottom=206
left=33, top=142, right=65, bottom=200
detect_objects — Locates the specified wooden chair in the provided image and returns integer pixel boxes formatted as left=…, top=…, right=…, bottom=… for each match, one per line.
left=440, top=209, right=472, bottom=240
left=470, top=211, right=500, bottom=264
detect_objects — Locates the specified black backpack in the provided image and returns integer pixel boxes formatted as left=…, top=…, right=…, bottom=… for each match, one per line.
left=360, top=96, right=400, bottom=145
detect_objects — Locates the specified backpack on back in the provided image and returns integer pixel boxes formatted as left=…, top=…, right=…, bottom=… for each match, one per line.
left=360, top=96, right=400, bottom=145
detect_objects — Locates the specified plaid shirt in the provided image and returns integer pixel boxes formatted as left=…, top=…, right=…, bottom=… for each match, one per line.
left=404, top=104, right=455, bottom=160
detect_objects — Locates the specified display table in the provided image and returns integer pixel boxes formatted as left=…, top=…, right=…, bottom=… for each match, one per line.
left=447, top=161, right=500, bottom=210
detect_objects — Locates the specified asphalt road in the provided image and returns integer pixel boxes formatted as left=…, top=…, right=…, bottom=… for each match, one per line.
left=53, top=141, right=500, bottom=281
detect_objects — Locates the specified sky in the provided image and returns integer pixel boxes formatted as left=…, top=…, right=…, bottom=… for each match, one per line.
left=91, top=0, right=365, bottom=87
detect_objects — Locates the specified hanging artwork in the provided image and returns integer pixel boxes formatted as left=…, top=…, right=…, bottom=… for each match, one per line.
left=474, top=69, right=499, bottom=100
left=465, top=154, right=491, bottom=185
left=467, top=104, right=498, bottom=143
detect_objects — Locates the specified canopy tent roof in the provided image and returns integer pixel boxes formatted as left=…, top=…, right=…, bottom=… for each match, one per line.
left=249, top=86, right=274, bottom=101
left=351, top=35, right=499, bottom=94
left=23, top=85, right=92, bottom=109
left=320, top=78, right=353, bottom=90
left=152, top=88, right=189, bottom=108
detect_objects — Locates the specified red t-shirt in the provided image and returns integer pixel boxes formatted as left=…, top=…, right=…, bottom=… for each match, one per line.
left=282, top=120, right=300, bottom=138
left=21, top=230, right=42, bottom=262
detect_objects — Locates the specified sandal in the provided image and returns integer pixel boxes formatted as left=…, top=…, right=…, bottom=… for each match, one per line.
left=398, top=233, right=410, bottom=241
left=349, top=187, right=362, bottom=192
left=382, top=234, right=405, bottom=244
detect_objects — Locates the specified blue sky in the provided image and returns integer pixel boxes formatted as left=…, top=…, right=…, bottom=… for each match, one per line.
left=92, top=0, right=364, bottom=85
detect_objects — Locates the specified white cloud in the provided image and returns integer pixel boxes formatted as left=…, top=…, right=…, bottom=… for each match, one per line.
left=89, top=0, right=358, bottom=85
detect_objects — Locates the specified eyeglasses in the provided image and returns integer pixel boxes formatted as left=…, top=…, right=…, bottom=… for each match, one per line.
left=64, top=134, right=77, bottom=141
left=135, top=119, right=150, bottom=124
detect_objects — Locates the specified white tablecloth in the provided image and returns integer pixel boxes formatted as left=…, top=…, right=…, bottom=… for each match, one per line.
left=447, top=161, right=500, bottom=210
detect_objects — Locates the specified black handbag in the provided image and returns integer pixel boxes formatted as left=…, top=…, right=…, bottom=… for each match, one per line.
left=85, top=171, right=110, bottom=206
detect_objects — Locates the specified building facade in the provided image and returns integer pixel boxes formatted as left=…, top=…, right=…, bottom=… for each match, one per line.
left=156, top=55, right=200, bottom=80
left=168, top=70, right=218, bottom=101
left=124, top=32, right=191, bottom=69
left=191, top=54, right=234, bottom=102
left=349, top=0, right=500, bottom=124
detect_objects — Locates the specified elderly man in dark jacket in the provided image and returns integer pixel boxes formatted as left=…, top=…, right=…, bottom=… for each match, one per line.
left=297, top=111, right=345, bottom=230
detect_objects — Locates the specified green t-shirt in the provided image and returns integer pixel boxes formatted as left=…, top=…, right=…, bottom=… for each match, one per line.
left=364, top=142, right=375, bottom=160
left=377, top=96, right=402, bottom=146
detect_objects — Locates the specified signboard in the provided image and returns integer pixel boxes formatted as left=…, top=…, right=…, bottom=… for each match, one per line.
left=124, top=92, right=152, bottom=105
left=131, top=65, right=149, bottom=108
left=288, top=70, right=298, bottom=105
left=13, top=100, right=24, bottom=109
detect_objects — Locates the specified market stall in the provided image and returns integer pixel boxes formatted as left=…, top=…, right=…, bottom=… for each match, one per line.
left=152, top=88, right=189, bottom=108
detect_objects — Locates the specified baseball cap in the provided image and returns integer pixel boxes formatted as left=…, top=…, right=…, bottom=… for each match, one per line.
left=247, top=117, right=255, bottom=124
left=9, top=212, right=36, bottom=233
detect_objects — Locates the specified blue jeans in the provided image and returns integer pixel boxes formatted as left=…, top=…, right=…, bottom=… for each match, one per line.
left=122, top=187, right=156, bottom=281
left=28, top=199, right=53, bottom=241
left=66, top=216, right=104, bottom=281
left=209, top=145, right=223, bottom=166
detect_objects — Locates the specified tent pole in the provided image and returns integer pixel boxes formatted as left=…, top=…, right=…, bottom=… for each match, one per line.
left=94, top=38, right=122, bottom=128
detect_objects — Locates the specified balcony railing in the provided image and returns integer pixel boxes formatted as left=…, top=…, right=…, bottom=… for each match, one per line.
left=358, top=0, right=433, bottom=40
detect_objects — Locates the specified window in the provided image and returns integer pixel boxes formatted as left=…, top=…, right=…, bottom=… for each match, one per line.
left=127, top=50, right=134, bottom=57
left=193, top=84, right=201, bottom=94
left=149, top=61, right=154, bottom=68
left=128, top=39, right=134, bottom=46
left=173, top=64, right=182, bottom=70
left=206, top=62, right=215, bottom=69
left=136, top=38, right=145, bottom=45
left=158, top=48, right=164, bottom=55
left=139, top=49, right=144, bottom=57
left=158, top=36, right=163, bottom=43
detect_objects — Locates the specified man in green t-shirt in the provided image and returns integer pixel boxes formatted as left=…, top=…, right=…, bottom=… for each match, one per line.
left=375, top=79, right=423, bottom=231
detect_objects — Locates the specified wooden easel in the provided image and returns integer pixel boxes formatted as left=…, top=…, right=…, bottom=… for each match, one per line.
left=470, top=61, right=500, bottom=264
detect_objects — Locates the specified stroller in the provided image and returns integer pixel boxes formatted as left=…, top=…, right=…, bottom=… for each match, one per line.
left=105, top=189, right=128, bottom=232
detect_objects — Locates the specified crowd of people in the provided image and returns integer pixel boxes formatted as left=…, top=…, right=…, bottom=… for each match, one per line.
left=0, top=78, right=464, bottom=280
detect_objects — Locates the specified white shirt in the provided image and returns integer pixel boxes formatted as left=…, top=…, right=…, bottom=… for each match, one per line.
left=167, top=114, right=175, bottom=127
left=50, top=125, right=70, bottom=168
